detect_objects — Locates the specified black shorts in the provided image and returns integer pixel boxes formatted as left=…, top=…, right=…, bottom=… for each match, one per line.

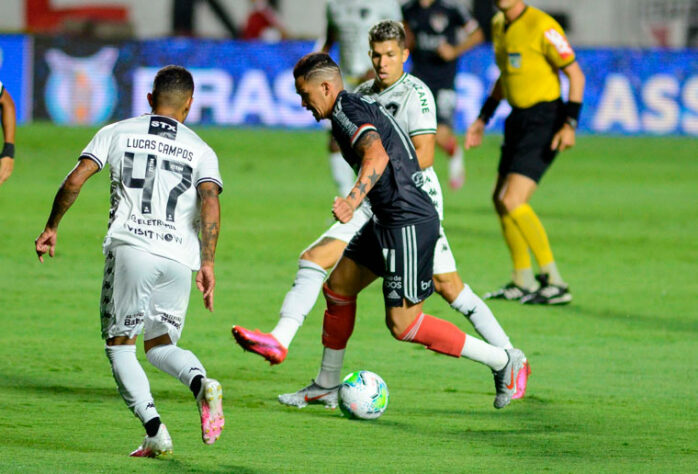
left=498, top=99, right=566, bottom=183
left=433, top=88, right=457, bottom=127
left=344, top=218, right=439, bottom=307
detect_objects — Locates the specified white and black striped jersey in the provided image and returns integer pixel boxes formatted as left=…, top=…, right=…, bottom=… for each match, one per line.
left=355, top=73, right=445, bottom=221
left=80, top=114, right=223, bottom=270
left=326, top=0, right=402, bottom=79
left=330, top=90, right=437, bottom=227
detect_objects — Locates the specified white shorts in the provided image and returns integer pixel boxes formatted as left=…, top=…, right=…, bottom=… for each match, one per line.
left=311, top=201, right=374, bottom=246
left=100, top=245, right=191, bottom=343
left=433, top=225, right=457, bottom=275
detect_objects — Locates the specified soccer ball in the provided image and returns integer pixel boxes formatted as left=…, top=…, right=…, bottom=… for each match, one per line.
left=338, top=370, right=389, bottom=420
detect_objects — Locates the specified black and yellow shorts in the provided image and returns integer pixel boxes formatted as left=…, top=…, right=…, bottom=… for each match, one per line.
left=498, top=99, right=566, bottom=183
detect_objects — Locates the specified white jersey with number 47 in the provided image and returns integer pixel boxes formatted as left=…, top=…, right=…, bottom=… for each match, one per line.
left=80, top=114, right=223, bottom=270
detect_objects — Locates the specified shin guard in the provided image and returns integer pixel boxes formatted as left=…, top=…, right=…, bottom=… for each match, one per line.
left=399, top=313, right=466, bottom=358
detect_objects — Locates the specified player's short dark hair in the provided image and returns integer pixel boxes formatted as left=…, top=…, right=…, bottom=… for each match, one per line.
left=293, top=53, right=340, bottom=81
left=152, top=65, right=194, bottom=107
left=369, top=20, right=406, bottom=49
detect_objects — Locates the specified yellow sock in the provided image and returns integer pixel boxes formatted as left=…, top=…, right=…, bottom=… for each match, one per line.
left=509, top=204, right=555, bottom=267
left=499, top=213, right=531, bottom=271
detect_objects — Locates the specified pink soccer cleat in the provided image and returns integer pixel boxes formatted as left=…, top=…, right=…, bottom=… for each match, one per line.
left=512, top=360, right=531, bottom=400
left=197, top=378, right=224, bottom=445
left=232, top=325, right=288, bottom=365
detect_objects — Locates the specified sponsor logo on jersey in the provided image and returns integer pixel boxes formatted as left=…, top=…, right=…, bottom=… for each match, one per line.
left=149, top=116, right=178, bottom=140
left=387, top=289, right=401, bottom=299
left=160, top=313, right=182, bottom=329
left=421, top=280, right=433, bottom=291
left=124, top=312, right=144, bottom=327
left=544, top=28, right=574, bottom=59
left=44, top=47, right=118, bottom=125
left=508, top=52, right=522, bottom=69
left=385, top=275, right=402, bottom=290
left=412, top=171, right=425, bottom=187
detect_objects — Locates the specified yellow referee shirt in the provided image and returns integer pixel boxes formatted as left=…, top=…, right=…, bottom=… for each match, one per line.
left=492, top=6, right=576, bottom=109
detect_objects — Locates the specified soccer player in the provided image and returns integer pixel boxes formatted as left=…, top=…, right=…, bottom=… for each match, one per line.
left=321, top=0, right=403, bottom=196
left=402, top=0, right=484, bottom=190
left=34, top=66, right=225, bottom=457
left=465, top=0, right=585, bottom=305
left=233, top=22, right=522, bottom=393
left=0, top=80, right=17, bottom=187
left=277, top=52, right=527, bottom=410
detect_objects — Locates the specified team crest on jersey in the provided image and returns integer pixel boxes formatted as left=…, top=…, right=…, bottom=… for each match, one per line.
left=429, top=13, right=448, bottom=33
left=412, top=171, right=425, bottom=187
left=44, top=47, right=118, bottom=125
left=508, top=52, right=522, bottom=69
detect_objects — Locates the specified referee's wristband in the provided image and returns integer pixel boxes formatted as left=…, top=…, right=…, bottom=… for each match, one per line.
left=478, top=96, right=500, bottom=125
left=1, top=142, right=14, bottom=159
left=565, top=101, right=582, bottom=129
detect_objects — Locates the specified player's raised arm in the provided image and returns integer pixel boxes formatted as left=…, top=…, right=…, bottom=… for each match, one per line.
left=35, top=158, right=99, bottom=262
left=0, top=86, right=17, bottom=186
left=333, top=130, right=389, bottom=223
left=196, top=181, right=221, bottom=312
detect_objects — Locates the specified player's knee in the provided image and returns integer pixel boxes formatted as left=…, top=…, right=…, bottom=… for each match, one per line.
left=492, top=192, right=506, bottom=215
left=500, top=194, right=523, bottom=213
left=433, top=272, right=464, bottom=303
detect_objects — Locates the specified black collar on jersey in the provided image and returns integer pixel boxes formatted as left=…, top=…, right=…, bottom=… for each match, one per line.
left=504, top=5, right=528, bottom=32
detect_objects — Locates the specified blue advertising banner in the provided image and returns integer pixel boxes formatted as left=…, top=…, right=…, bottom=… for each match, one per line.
left=0, top=35, right=32, bottom=123
left=27, top=35, right=698, bottom=135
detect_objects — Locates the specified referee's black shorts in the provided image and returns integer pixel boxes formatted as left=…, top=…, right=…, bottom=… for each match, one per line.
left=344, top=218, right=440, bottom=307
left=498, top=99, right=566, bottom=183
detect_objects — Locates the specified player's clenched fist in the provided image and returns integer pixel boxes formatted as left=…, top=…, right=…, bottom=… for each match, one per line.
left=332, top=196, right=354, bottom=223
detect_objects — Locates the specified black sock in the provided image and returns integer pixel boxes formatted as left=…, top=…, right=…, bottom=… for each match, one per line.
left=190, top=374, right=204, bottom=398
left=144, top=417, right=161, bottom=437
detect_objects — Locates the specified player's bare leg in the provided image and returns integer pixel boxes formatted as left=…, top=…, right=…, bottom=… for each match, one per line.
left=436, top=124, right=465, bottom=190
left=232, top=237, right=347, bottom=364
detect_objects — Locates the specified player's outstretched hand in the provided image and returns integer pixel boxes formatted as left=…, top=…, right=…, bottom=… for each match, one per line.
left=464, top=118, right=485, bottom=150
left=35, top=228, right=57, bottom=263
left=551, top=123, right=576, bottom=151
left=332, top=196, right=354, bottom=224
left=196, top=263, right=215, bottom=312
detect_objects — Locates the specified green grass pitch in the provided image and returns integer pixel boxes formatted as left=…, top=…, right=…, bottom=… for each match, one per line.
left=0, top=124, right=696, bottom=472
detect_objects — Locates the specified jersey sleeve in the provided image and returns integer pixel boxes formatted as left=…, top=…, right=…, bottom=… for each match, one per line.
left=540, top=18, right=575, bottom=68
left=407, top=83, right=437, bottom=137
left=195, top=146, right=223, bottom=193
left=79, top=124, right=114, bottom=170
left=333, top=96, right=378, bottom=148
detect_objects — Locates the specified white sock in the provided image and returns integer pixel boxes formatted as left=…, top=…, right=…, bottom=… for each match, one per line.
left=448, top=145, right=464, bottom=177
left=272, top=259, right=327, bottom=348
left=541, top=262, right=565, bottom=286
left=146, top=344, right=206, bottom=388
left=460, top=335, right=508, bottom=371
left=451, top=285, right=512, bottom=349
left=329, top=152, right=355, bottom=197
left=513, top=267, right=538, bottom=290
left=315, top=347, right=345, bottom=388
left=105, top=345, right=159, bottom=423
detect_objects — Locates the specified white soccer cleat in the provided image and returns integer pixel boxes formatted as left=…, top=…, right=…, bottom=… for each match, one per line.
left=129, top=423, right=173, bottom=458
left=197, top=378, right=224, bottom=445
left=278, top=380, right=339, bottom=409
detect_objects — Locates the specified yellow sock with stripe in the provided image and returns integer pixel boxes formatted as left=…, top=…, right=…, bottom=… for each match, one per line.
left=509, top=204, right=565, bottom=285
left=499, top=213, right=537, bottom=289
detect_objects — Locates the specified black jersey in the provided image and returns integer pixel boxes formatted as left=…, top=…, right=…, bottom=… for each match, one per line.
left=330, top=90, right=437, bottom=227
left=402, top=0, right=476, bottom=91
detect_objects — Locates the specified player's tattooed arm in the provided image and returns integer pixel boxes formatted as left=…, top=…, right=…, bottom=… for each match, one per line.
left=346, top=130, right=389, bottom=210
left=198, top=182, right=221, bottom=266
left=45, top=158, right=100, bottom=230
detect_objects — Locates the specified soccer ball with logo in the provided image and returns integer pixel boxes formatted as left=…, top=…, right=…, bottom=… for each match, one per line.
left=338, top=370, right=389, bottom=420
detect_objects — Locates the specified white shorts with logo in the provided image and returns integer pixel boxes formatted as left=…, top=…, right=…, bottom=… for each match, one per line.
left=100, top=245, right=191, bottom=344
